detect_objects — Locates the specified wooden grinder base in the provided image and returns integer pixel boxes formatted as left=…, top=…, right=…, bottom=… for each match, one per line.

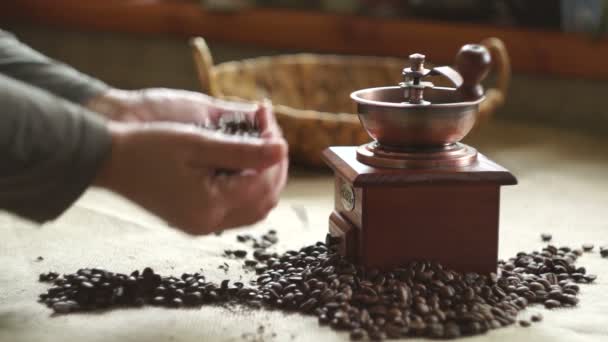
left=322, top=146, right=517, bottom=274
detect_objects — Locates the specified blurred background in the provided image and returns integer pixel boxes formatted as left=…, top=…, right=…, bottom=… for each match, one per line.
left=1, top=0, right=607, bottom=166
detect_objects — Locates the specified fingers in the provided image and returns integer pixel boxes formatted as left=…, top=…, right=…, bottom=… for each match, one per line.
left=107, top=120, right=286, bottom=237
left=254, top=99, right=271, bottom=133
left=207, top=98, right=259, bottom=124
left=208, top=97, right=259, bottom=113
left=163, top=168, right=284, bottom=235
left=213, top=165, right=282, bottom=230
left=255, top=99, right=282, bottom=139
left=194, top=132, right=288, bottom=170
left=180, top=147, right=287, bottom=234
left=273, top=158, right=289, bottom=198
left=216, top=198, right=277, bottom=231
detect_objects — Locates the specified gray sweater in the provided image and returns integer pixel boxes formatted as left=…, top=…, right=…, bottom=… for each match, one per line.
left=0, top=29, right=112, bottom=222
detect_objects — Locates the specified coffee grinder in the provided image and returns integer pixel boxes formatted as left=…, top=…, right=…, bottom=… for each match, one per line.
left=323, top=42, right=517, bottom=274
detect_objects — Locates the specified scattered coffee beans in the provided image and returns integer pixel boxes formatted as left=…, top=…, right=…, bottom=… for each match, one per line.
left=541, top=233, right=552, bottom=242
left=237, top=230, right=279, bottom=251
left=224, top=250, right=248, bottom=258
left=218, top=263, right=230, bottom=273
left=39, top=272, right=59, bottom=282
left=38, top=235, right=596, bottom=340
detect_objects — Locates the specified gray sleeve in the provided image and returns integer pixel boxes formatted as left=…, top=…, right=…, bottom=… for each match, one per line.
left=0, top=29, right=109, bottom=105
left=0, top=74, right=112, bottom=223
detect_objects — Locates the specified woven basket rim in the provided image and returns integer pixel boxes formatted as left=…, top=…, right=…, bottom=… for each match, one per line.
left=273, top=104, right=361, bottom=124
left=211, top=53, right=409, bottom=122
left=214, top=53, right=408, bottom=69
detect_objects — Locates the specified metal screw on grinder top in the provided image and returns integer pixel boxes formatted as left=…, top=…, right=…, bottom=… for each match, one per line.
left=401, top=53, right=434, bottom=104
left=409, top=53, right=426, bottom=74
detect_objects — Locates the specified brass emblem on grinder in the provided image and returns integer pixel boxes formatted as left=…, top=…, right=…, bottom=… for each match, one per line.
left=340, top=183, right=355, bottom=211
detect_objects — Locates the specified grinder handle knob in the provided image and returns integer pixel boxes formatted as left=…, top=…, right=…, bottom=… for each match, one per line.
left=454, top=44, right=491, bottom=101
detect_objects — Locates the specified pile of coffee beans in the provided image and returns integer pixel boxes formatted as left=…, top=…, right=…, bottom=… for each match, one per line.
left=39, top=267, right=235, bottom=313
left=38, top=234, right=597, bottom=340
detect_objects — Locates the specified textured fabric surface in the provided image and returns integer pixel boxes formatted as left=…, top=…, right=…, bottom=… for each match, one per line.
left=1, top=120, right=607, bottom=342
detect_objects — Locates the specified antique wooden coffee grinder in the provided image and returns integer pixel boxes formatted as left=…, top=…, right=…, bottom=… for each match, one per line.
left=323, top=43, right=517, bottom=274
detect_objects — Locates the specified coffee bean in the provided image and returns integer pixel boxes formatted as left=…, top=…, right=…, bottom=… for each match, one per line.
left=384, top=323, right=404, bottom=338
left=583, top=274, right=597, bottom=283
left=444, top=322, right=461, bottom=338
left=541, top=233, right=552, bottom=242
left=233, top=250, right=247, bottom=258
left=236, top=235, right=250, bottom=242
left=439, top=285, right=455, bottom=298
left=39, top=272, right=60, bottom=282
left=368, top=330, right=386, bottom=341
left=544, top=299, right=561, bottom=309
left=81, top=281, right=94, bottom=289
left=299, top=298, right=318, bottom=312
left=263, top=234, right=278, bottom=244
left=142, top=267, right=154, bottom=279
left=171, top=298, right=183, bottom=307
left=52, top=300, right=78, bottom=314
left=561, top=294, right=579, bottom=306
left=519, top=320, right=531, bottom=327
left=350, top=328, right=366, bottom=340
left=582, top=243, right=594, bottom=252
left=244, top=260, right=258, bottom=267
left=428, top=323, right=445, bottom=338
left=463, top=287, right=475, bottom=301
left=531, top=313, right=543, bottom=322
left=415, top=302, right=430, bottom=315
left=253, top=250, right=271, bottom=261
left=152, top=296, right=165, bottom=305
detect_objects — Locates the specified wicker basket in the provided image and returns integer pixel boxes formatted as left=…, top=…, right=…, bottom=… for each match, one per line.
left=190, top=37, right=510, bottom=167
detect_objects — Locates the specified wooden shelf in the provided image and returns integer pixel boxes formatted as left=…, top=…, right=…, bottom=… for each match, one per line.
left=2, top=0, right=608, bottom=80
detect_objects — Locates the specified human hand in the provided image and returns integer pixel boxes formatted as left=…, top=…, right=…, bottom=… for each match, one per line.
left=86, top=88, right=258, bottom=127
left=94, top=116, right=288, bottom=235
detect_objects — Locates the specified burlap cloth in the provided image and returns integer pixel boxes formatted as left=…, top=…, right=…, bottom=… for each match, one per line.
left=1, top=120, right=607, bottom=342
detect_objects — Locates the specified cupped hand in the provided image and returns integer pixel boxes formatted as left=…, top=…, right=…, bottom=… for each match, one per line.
left=95, top=119, right=288, bottom=235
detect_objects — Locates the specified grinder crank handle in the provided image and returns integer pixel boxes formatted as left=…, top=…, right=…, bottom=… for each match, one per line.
left=478, top=38, right=511, bottom=122
left=455, top=37, right=511, bottom=122
left=454, top=43, right=491, bottom=101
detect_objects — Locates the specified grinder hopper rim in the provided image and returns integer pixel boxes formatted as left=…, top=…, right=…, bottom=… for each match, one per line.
left=350, top=42, right=496, bottom=168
